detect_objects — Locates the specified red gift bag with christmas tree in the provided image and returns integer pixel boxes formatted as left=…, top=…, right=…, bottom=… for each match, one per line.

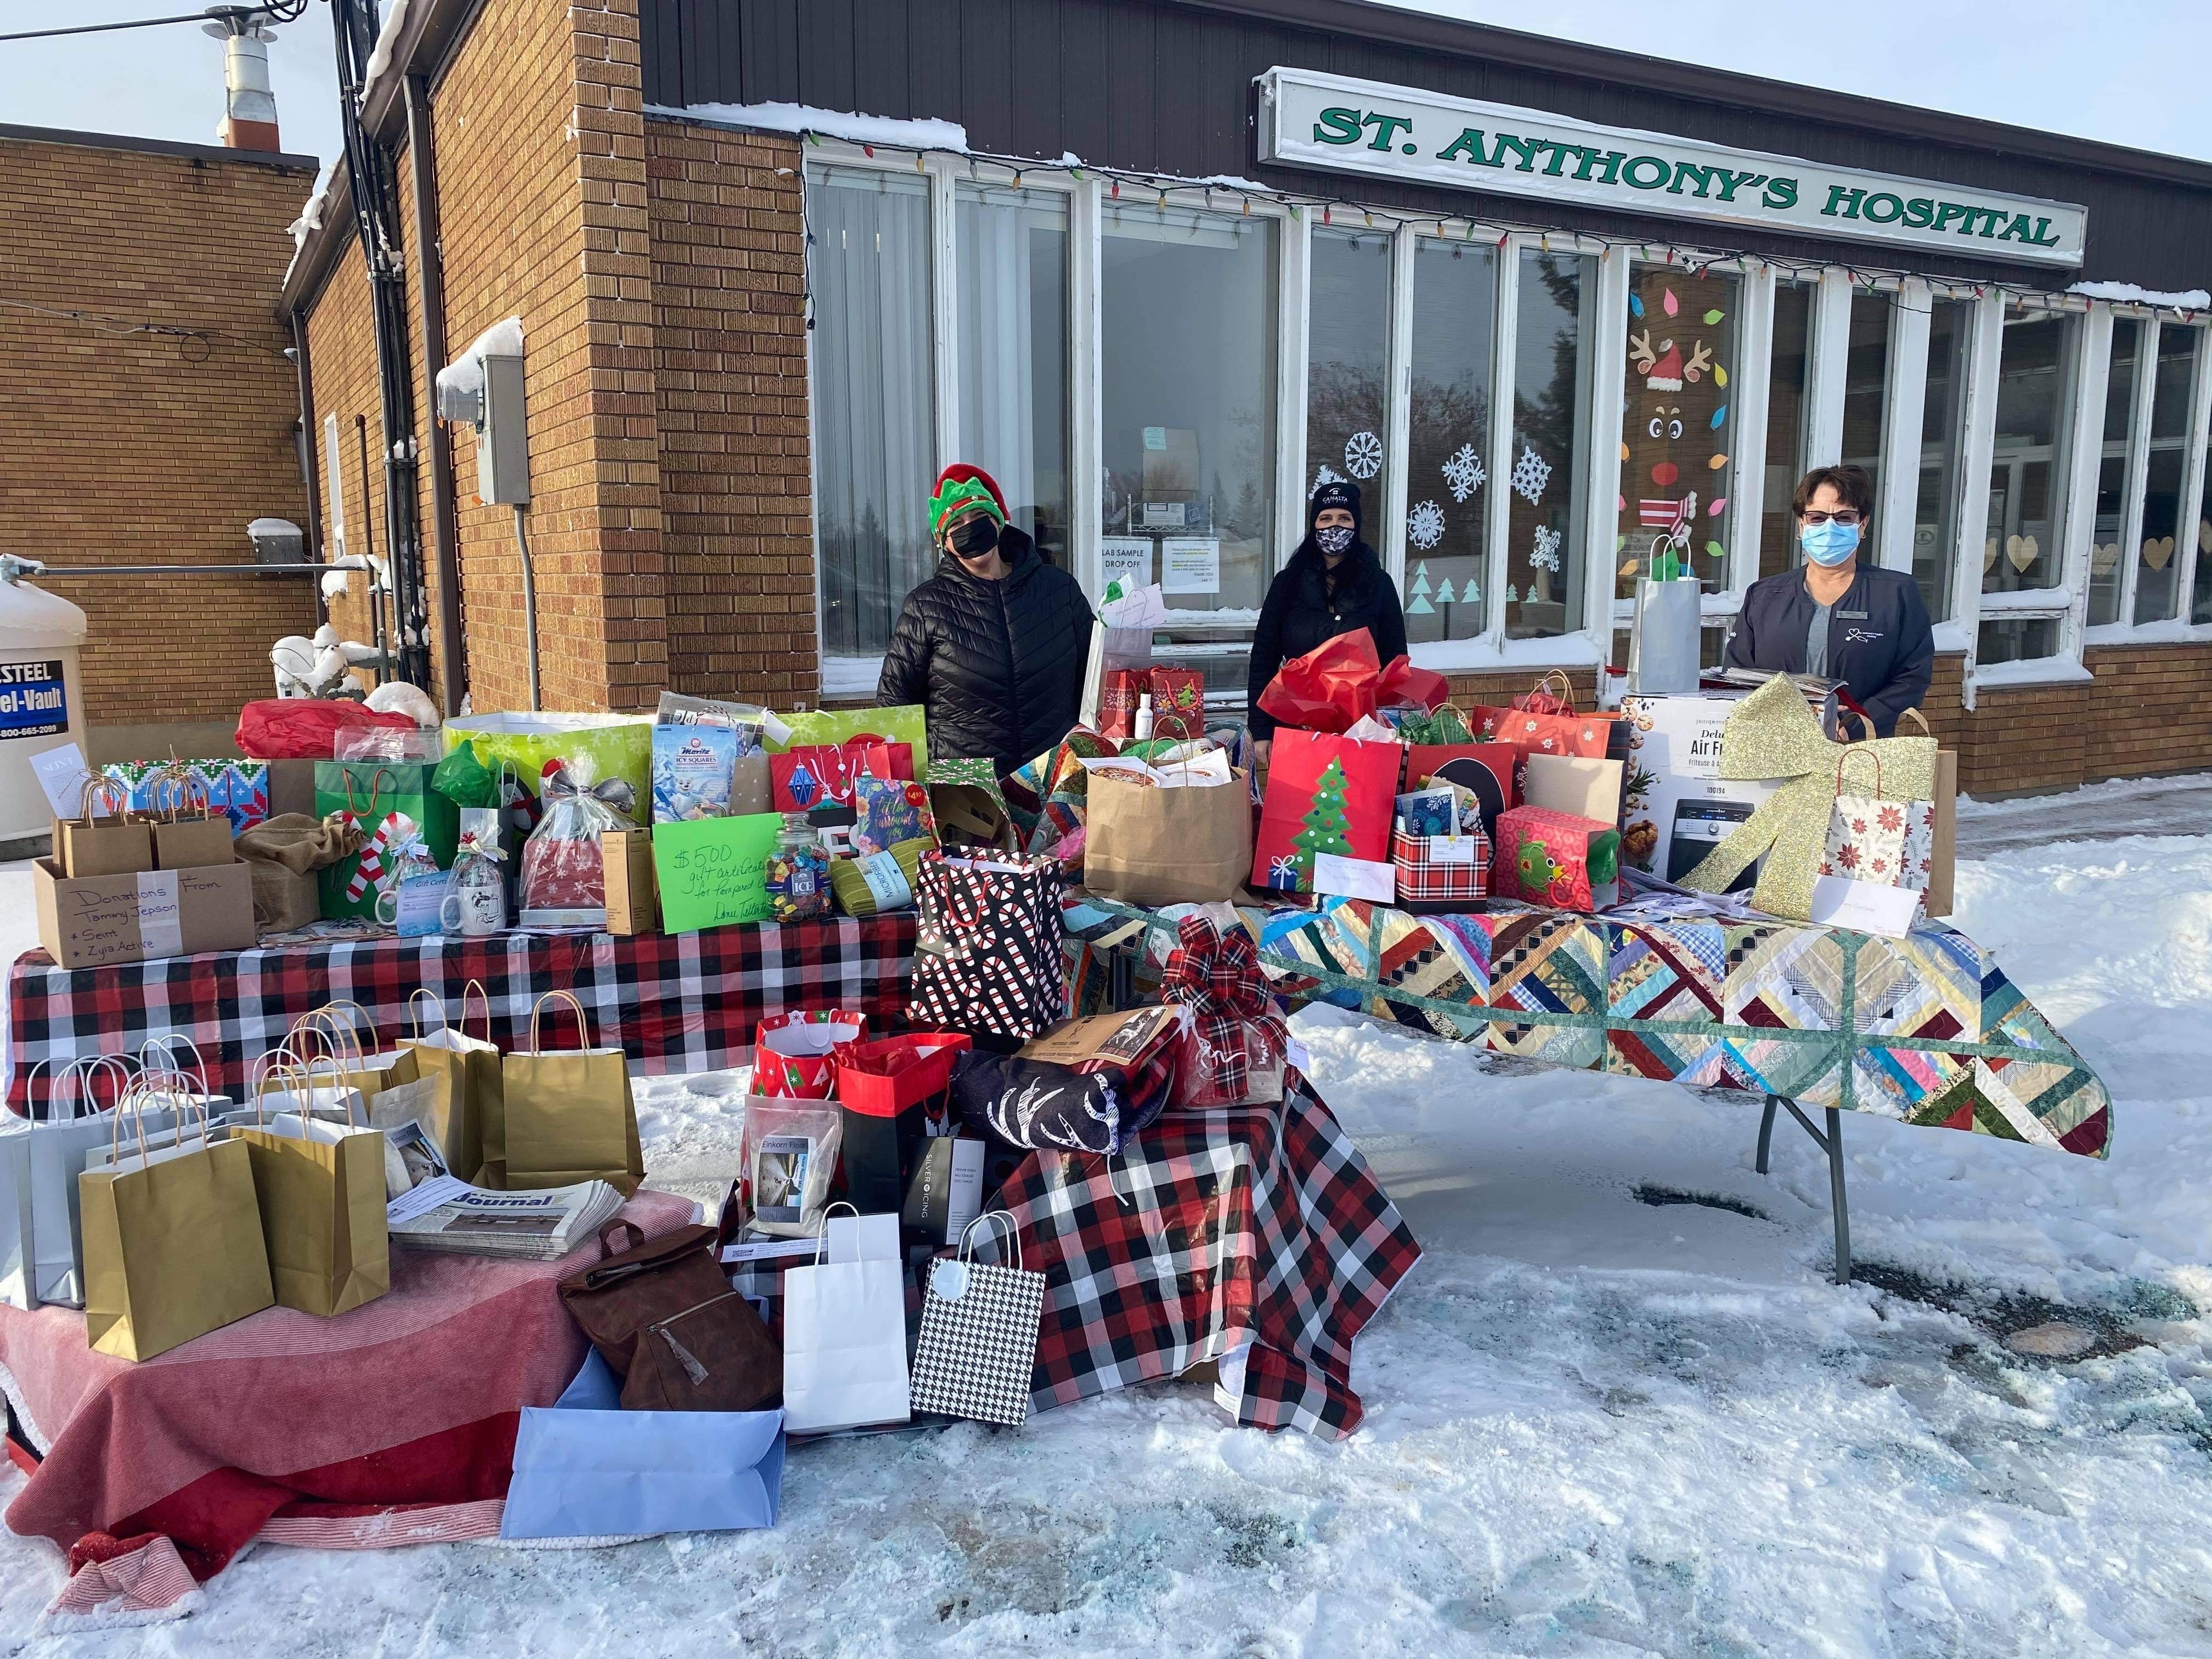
left=1148, top=668, right=1207, bottom=742
left=1249, top=730, right=1399, bottom=894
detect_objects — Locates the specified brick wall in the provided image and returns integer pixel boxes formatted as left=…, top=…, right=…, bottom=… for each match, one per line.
left=646, top=120, right=818, bottom=705
left=1933, top=644, right=2212, bottom=799
left=0, top=134, right=317, bottom=725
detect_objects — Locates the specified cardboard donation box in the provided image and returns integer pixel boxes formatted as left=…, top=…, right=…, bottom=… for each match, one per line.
left=35, top=859, right=256, bottom=969
left=602, top=828, right=660, bottom=936
left=1616, top=693, right=1780, bottom=889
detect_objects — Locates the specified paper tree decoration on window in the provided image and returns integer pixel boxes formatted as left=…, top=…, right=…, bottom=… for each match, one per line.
left=1406, top=562, right=1435, bottom=615
left=1434, top=577, right=1458, bottom=605
left=1291, top=757, right=1352, bottom=882
left=1531, top=525, right=1562, bottom=572
left=1510, top=447, right=1551, bottom=505
left=1312, top=461, right=1345, bottom=493
left=1344, top=431, right=1383, bottom=481
left=1408, top=500, right=1446, bottom=550
left=1442, top=443, right=1485, bottom=503
left=1505, top=583, right=1520, bottom=603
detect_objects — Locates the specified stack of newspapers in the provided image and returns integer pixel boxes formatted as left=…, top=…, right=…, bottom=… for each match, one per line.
left=388, top=1175, right=625, bottom=1262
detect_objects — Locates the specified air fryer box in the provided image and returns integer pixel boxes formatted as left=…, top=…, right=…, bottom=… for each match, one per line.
left=1616, top=693, right=1778, bottom=889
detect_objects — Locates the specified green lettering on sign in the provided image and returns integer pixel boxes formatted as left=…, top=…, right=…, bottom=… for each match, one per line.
left=1313, top=106, right=1364, bottom=146
left=1434, top=128, right=1493, bottom=165
left=1362, top=111, right=1415, bottom=152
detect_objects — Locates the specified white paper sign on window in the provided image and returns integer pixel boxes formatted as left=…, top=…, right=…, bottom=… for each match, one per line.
left=1100, top=537, right=1152, bottom=594
left=1160, top=537, right=1221, bottom=595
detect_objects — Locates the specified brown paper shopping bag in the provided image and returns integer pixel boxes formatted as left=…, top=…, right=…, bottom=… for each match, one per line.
left=148, top=769, right=238, bottom=872
left=238, top=1063, right=391, bottom=1318
left=501, top=990, right=645, bottom=1196
left=55, top=775, right=154, bottom=879
left=79, top=1092, right=275, bottom=1361
left=1083, top=769, right=1255, bottom=907
left=398, top=983, right=500, bottom=1183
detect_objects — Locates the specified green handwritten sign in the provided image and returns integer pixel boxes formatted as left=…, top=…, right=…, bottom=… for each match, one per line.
left=652, top=812, right=782, bottom=933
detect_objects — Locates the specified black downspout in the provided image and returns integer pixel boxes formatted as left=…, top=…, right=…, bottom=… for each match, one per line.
left=405, top=69, right=465, bottom=715
left=289, top=309, right=329, bottom=629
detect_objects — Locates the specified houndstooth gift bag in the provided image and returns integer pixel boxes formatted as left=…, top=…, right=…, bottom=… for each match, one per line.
left=909, top=1212, right=1047, bottom=1427
left=907, top=850, right=1067, bottom=1040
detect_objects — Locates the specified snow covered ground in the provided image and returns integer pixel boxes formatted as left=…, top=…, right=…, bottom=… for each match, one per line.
left=5, top=791, right=2212, bottom=1655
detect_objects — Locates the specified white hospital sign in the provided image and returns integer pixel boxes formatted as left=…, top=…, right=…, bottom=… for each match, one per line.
left=1257, top=69, right=2087, bottom=267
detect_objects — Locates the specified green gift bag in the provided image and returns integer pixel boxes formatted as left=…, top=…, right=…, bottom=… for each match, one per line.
left=314, top=761, right=461, bottom=921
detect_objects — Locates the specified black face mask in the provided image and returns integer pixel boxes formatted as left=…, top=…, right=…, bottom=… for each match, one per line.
left=948, top=517, right=1001, bottom=560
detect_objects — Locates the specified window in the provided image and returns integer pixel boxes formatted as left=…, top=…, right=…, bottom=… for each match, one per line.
left=955, top=184, right=1070, bottom=568
left=2135, top=324, right=2199, bottom=623
left=2196, top=424, right=2212, bottom=625
left=1305, top=228, right=1392, bottom=505
left=1759, top=280, right=1814, bottom=578
left=2086, top=318, right=2142, bottom=626
left=1403, top=236, right=1497, bottom=644
left=1506, top=250, right=1595, bottom=639
left=1840, top=289, right=1892, bottom=506
left=1913, top=298, right=1974, bottom=620
left=1617, top=265, right=1740, bottom=600
left=1101, top=202, right=1278, bottom=614
left=1978, top=616, right=2062, bottom=665
left=811, top=167, right=935, bottom=662
left=1984, top=307, right=2079, bottom=597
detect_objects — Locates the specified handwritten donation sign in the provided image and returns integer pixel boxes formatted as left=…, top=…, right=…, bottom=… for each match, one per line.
left=652, top=812, right=782, bottom=933
left=1257, top=68, right=2087, bottom=268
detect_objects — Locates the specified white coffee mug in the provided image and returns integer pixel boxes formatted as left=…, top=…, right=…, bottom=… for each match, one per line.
left=440, top=878, right=506, bottom=937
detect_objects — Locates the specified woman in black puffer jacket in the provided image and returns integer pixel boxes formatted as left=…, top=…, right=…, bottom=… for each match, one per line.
left=877, top=465, right=1094, bottom=776
left=1245, top=478, right=1407, bottom=761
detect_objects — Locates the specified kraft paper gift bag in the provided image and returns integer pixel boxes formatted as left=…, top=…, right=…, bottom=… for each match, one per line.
left=397, top=983, right=499, bottom=1183
left=501, top=990, right=645, bottom=1196
left=909, top=1212, right=1046, bottom=1428
left=781, top=1214, right=912, bottom=1435
left=1083, top=768, right=1254, bottom=908
left=79, top=1095, right=275, bottom=1362
left=238, top=1065, right=391, bottom=1319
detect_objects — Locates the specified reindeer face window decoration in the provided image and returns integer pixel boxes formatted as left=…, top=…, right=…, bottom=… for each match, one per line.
left=1619, top=268, right=1738, bottom=595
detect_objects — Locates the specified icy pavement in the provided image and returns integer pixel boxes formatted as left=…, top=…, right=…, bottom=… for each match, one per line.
left=7, top=825, right=2212, bottom=1654
left=1957, top=770, right=2212, bottom=856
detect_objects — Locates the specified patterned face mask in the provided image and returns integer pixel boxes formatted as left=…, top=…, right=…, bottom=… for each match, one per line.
left=1314, top=525, right=1356, bottom=556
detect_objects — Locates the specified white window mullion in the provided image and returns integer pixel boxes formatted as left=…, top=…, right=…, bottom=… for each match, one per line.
left=1953, top=291, right=2006, bottom=703
left=2175, top=321, right=2212, bottom=627
left=1728, top=260, right=1776, bottom=599
left=1485, top=241, right=1521, bottom=640
left=1805, top=266, right=1854, bottom=466
left=2111, top=314, right=2155, bottom=625
left=1276, top=205, right=1312, bottom=578
left=2060, top=307, right=2112, bottom=662
left=1581, top=243, right=1631, bottom=661
left=1068, top=174, right=1103, bottom=600
left=1380, top=222, right=1417, bottom=589
left=926, top=161, right=960, bottom=479
left=1877, top=278, right=1931, bottom=575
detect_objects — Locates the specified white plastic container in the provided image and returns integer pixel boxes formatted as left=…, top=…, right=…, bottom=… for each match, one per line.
left=0, top=575, right=87, bottom=842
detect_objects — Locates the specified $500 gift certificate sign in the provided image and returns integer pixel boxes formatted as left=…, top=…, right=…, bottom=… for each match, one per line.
left=652, top=812, right=783, bottom=933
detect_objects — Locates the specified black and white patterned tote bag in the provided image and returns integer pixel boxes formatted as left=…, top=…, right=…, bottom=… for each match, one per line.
left=907, top=852, right=1066, bottom=1039
left=909, top=1212, right=1047, bottom=1427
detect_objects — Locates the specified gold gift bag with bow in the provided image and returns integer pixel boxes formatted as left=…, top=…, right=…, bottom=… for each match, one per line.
left=1681, top=675, right=1938, bottom=921
left=238, top=1056, right=392, bottom=1318
left=80, top=1091, right=275, bottom=1361
left=501, top=990, right=645, bottom=1195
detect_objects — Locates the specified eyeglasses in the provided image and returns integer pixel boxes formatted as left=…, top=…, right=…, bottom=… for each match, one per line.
left=1800, top=509, right=1863, bottom=527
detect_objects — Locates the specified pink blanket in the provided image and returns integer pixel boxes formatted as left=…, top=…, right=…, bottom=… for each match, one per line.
left=2, top=1192, right=693, bottom=1623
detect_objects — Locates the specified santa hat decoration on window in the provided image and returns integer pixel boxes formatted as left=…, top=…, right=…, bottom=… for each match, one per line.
left=1645, top=340, right=1685, bottom=392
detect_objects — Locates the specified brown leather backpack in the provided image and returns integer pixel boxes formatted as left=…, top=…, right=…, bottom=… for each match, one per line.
left=556, top=1220, right=780, bottom=1412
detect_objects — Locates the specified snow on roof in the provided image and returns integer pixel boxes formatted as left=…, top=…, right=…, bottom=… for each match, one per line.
left=645, top=100, right=969, bottom=153
left=2067, top=280, right=2211, bottom=309
left=360, top=0, right=412, bottom=105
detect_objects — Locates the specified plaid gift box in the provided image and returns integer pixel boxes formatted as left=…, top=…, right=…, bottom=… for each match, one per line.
left=1391, top=823, right=1491, bottom=913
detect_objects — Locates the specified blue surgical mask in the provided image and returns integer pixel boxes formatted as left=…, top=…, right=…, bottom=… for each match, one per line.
left=1800, top=519, right=1860, bottom=566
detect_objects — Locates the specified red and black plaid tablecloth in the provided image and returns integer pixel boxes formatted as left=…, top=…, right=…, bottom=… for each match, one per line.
left=5, top=918, right=917, bottom=1116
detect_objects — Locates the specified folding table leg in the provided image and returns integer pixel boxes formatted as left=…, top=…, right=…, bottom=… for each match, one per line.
left=1751, top=1093, right=1852, bottom=1287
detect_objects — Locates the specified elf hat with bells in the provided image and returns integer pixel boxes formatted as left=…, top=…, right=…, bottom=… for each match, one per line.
left=927, top=463, right=1009, bottom=540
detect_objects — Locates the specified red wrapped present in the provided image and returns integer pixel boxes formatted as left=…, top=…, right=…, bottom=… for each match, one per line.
left=1493, top=805, right=1623, bottom=913
left=1391, top=822, right=1492, bottom=913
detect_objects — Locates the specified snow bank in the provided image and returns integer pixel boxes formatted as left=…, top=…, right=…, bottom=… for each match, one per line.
left=435, top=316, right=524, bottom=402
left=645, top=100, right=968, bottom=153
left=2069, top=279, right=2211, bottom=309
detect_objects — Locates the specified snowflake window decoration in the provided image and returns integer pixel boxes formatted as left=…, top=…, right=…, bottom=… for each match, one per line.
left=1312, top=462, right=1345, bottom=493
left=1343, top=430, right=1384, bottom=481
left=1530, top=525, right=1562, bottom=572
left=1442, top=443, right=1485, bottom=503
left=1510, top=445, right=1551, bottom=505
left=1407, top=500, right=1446, bottom=551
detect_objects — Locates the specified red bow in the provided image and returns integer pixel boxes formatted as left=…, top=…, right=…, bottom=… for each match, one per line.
left=1160, top=914, right=1278, bottom=1098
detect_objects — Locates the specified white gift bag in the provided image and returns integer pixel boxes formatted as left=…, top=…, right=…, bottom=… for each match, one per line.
left=1818, top=750, right=1934, bottom=895
left=782, top=1203, right=911, bottom=1435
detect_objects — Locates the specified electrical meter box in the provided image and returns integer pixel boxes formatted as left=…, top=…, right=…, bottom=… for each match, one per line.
left=475, top=351, right=529, bottom=505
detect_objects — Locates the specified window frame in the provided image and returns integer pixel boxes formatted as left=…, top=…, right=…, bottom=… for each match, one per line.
left=793, top=131, right=2212, bottom=707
